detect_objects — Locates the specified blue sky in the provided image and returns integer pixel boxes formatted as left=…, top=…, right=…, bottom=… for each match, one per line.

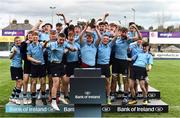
left=0, top=0, right=180, bottom=29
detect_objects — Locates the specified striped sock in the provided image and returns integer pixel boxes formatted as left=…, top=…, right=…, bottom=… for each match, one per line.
left=31, top=92, right=36, bottom=98
left=41, top=91, right=46, bottom=98
left=15, top=87, right=21, bottom=98
left=10, top=87, right=17, bottom=98
left=56, top=91, right=60, bottom=97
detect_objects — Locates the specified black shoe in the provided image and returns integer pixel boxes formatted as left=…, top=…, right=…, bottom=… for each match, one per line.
left=64, top=96, right=70, bottom=100
left=122, top=97, right=128, bottom=106
left=31, top=98, right=36, bottom=106
left=42, top=98, right=47, bottom=105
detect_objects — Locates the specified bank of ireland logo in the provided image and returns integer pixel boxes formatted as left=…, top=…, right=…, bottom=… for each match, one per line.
left=102, top=106, right=111, bottom=112
left=148, top=93, right=156, bottom=98
left=155, top=107, right=163, bottom=112
left=84, top=91, right=91, bottom=96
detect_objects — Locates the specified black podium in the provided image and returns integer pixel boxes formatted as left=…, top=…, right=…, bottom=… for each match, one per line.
left=70, top=68, right=106, bottom=117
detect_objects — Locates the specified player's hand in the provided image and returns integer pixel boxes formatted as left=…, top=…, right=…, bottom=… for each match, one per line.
left=39, top=20, right=43, bottom=23
left=105, top=13, right=109, bottom=17
left=36, top=60, right=41, bottom=64
left=97, top=18, right=102, bottom=22
left=56, top=13, right=64, bottom=17
left=131, top=24, right=137, bottom=29
left=26, top=40, right=30, bottom=44
left=64, top=48, right=69, bottom=53
left=69, top=20, right=73, bottom=23
left=127, top=58, right=132, bottom=61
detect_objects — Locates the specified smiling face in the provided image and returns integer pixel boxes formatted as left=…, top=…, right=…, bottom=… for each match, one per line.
left=102, top=35, right=109, bottom=45
left=32, top=32, right=39, bottom=43
left=74, top=26, right=81, bottom=34
left=44, top=24, right=52, bottom=33
left=86, top=33, right=93, bottom=44
left=143, top=45, right=149, bottom=52
left=28, top=33, right=33, bottom=41
left=142, top=42, right=149, bottom=52
left=14, top=37, right=21, bottom=46
left=129, top=26, right=136, bottom=32
left=99, top=24, right=105, bottom=32
left=50, top=33, right=57, bottom=41
left=56, top=26, right=62, bottom=32
left=57, top=36, right=65, bottom=45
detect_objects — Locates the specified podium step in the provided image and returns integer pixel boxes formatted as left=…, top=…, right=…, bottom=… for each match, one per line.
left=21, top=84, right=160, bottom=99
left=5, top=99, right=168, bottom=113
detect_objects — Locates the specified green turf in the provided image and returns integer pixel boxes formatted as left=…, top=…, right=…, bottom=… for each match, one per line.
left=0, top=58, right=180, bottom=117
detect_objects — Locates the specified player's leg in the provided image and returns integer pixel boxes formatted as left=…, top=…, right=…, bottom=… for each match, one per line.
left=51, top=77, right=60, bottom=111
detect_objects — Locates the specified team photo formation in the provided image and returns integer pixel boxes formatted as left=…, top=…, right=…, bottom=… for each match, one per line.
left=8, top=13, right=153, bottom=111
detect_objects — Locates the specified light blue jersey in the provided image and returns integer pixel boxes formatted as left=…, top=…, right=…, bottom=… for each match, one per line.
left=115, top=37, right=129, bottom=60
left=39, top=32, right=50, bottom=42
left=127, top=31, right=137, bottom=43
left=47, top=41, right=65, bottom=63
left=132, top=52, right=153, bottom=68
left=10, top=46, right=22, bottom=68
left=27, top=42, right=45, bottom=65
left=80, top=43, right=97, bottom=66
left=66, top=42, right=80, bottom=62
left=97, top=41, right=114, bottom=64
left=129, top=42, right=143, bottom=57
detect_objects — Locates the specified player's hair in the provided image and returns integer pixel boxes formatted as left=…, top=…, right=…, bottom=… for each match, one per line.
left=142, top=42, right=149, bottom=47
left=98, top=22, right=106, bottom=26
left=14, top=36, right=20, bottom=42
left=109, top=23, right=117, bottom=27
left=75, top=25, right=81, bottom=29
left=104, top=21, right=108, bottom=25
left=68, top=31, right=74, bottom=37
left=56, top=23, right=62, bottom=27
left=119, top=27, right=128, bottom=33
left=50, top=31, right=56, bottom=35
left=129, top=22, right=135, bottom=27
left=45, top=23, right=53, bottom=29
left=58, top=33, right=66, bottom=38
left=86, top=32, right=93, bottom=38
left=32, top=32, right=38, bottom=36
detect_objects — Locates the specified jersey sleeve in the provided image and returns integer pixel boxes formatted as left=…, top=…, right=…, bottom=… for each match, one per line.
left=10, top=46, right=15, bottom=53
left=148, top=54, right=153, bottom=65
left=132, top=54, right=138, bottom=61
left=27, top=45, right=32, bottom=56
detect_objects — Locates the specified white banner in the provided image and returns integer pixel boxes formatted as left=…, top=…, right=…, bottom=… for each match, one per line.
left=154, top=53, right=180, bottom=59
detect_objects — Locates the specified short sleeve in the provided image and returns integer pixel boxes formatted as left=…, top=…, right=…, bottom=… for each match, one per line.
left=27, top=45, right=32, bottom=56
left=148, top=54, right=153, bottom=65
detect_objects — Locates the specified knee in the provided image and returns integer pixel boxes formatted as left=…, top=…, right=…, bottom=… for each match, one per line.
left=41, top=81, right=46, bottom=87
left=17, top=80, right=22, bottom=87
left=112, top=74, right=118, bottom=81
left=31, top=80, right=37, bottom=86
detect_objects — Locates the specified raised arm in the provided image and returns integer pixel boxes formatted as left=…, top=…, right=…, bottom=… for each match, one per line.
left=111, top=26, right=119, bottom=44
left=79, top=22, right=89, bottom=44
left=95, top=26, right=102, bottom=46
left=102, top=13, right=109, bottom=22
left=131, top=24, right=142, bottom=41
left=31, top=20, right=43, bottom=31
left=56, top=13, right=68, bottom=25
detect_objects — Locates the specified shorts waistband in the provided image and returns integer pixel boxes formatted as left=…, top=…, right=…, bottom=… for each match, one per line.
left=51, top=61, right=62, bottom=64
